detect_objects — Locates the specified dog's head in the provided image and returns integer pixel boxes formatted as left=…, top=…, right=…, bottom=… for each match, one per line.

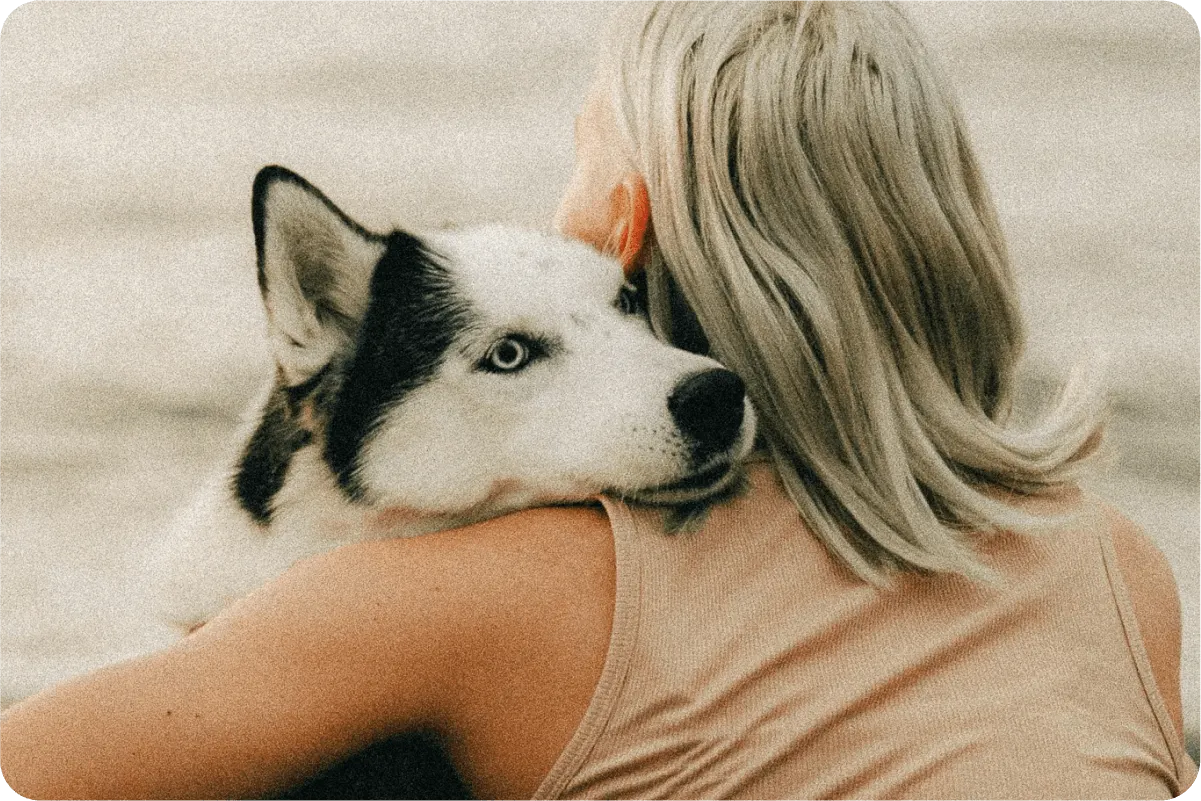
left=247, top=166, right=756, bottom=521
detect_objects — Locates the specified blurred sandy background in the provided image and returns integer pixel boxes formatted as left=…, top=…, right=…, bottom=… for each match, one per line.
left=1, top=1, right=1197, bottom=756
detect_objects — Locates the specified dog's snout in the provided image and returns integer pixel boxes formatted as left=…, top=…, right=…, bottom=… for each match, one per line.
left=668, top=369, right=746, bottom=463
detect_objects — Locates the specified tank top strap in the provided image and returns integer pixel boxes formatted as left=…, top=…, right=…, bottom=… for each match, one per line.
left=1095, top=501, right=1197, bottom=787
left=532, top=495, right=648, bottom=800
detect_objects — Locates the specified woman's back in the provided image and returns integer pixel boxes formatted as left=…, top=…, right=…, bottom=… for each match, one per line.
left=538, top=462, right=1194, bottom=799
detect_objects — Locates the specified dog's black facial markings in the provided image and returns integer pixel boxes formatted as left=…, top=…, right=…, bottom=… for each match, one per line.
left=324, top=232, right=472, bottom=501
left=233, top=384, right=314, bottom=525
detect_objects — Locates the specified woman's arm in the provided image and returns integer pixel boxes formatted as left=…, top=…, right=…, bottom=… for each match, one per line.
left=0, top=505, right=615, bottom=800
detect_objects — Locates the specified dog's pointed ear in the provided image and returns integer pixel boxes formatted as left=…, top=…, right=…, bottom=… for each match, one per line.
left=252, top=166, right=385, bottom=385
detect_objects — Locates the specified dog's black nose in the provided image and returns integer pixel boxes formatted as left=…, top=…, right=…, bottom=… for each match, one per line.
left=668, top=368, right=746, bottom=464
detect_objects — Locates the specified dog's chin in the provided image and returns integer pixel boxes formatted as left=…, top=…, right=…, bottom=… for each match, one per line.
left=624, top=458, right=743, bottom=507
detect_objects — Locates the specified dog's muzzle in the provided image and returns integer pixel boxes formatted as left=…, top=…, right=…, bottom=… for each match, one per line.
left=628, top=368, right=752, bottom=507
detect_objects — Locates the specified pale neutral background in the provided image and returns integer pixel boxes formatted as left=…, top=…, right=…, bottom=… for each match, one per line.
left=2, top=0, right=1197, bottom=757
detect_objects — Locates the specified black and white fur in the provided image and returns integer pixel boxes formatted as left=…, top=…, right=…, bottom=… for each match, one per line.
left=145, top=166, right=756, bottom=635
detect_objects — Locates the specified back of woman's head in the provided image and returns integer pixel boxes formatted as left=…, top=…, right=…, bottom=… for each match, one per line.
left=605, top=1, right=1105, bottom=583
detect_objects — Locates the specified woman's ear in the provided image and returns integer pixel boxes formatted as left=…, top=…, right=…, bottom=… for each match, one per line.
left=612, top=173, right=651, bottom=277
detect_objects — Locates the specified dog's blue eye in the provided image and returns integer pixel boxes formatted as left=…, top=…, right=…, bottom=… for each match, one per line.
left=617, top=283, right=642, bottom=316
left=481, top=336, right=532, bottom=373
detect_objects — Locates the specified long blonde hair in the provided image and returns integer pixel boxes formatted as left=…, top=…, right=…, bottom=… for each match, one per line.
left=605, top=1, right=1105, bottom=583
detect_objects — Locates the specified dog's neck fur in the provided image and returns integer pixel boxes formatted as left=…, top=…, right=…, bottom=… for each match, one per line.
left=147, top=388, right=461, bottom=634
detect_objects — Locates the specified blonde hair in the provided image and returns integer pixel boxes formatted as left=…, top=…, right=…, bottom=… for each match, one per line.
left=605, top=1, right=1105, bottom=583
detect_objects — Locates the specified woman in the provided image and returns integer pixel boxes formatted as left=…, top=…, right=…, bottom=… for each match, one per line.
left=2, top=3, right=1193, bottom=798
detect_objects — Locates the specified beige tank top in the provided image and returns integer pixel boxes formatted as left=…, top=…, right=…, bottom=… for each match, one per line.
left=534, top=462, right=1195, bottom=799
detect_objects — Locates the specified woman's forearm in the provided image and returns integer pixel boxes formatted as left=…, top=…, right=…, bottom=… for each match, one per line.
left=0, top=543, right=461, bottom=800
left=2, top=654, right=220, bottom=799
left=0, top=644, right=330, bottom=800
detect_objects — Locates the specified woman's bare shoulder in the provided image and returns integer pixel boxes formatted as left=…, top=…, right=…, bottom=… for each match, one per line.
left=297, top=504, right=616, bottom=613
left=277, top=503, right=613, bottom=595
left=262, top=504, right=617, bottom=796
left=248, top=501, right=617, bottom=688
left=989, top=489, right=1184, bottom=740
left=1099, top=502, right=1184, bottom=738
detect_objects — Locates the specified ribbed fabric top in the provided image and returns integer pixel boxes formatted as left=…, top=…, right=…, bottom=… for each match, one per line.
left=534, top=462, right=1195, bottom=799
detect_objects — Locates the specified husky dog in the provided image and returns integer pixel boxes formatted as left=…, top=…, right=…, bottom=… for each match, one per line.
left=146, top=166, right=756, bottom=636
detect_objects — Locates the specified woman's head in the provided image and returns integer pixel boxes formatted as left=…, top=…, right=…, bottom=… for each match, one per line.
left=558, top=1, right=1104, bottom=583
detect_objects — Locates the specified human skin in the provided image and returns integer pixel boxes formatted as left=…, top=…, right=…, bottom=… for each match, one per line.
left=554, top=77, right=651, bottom=278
